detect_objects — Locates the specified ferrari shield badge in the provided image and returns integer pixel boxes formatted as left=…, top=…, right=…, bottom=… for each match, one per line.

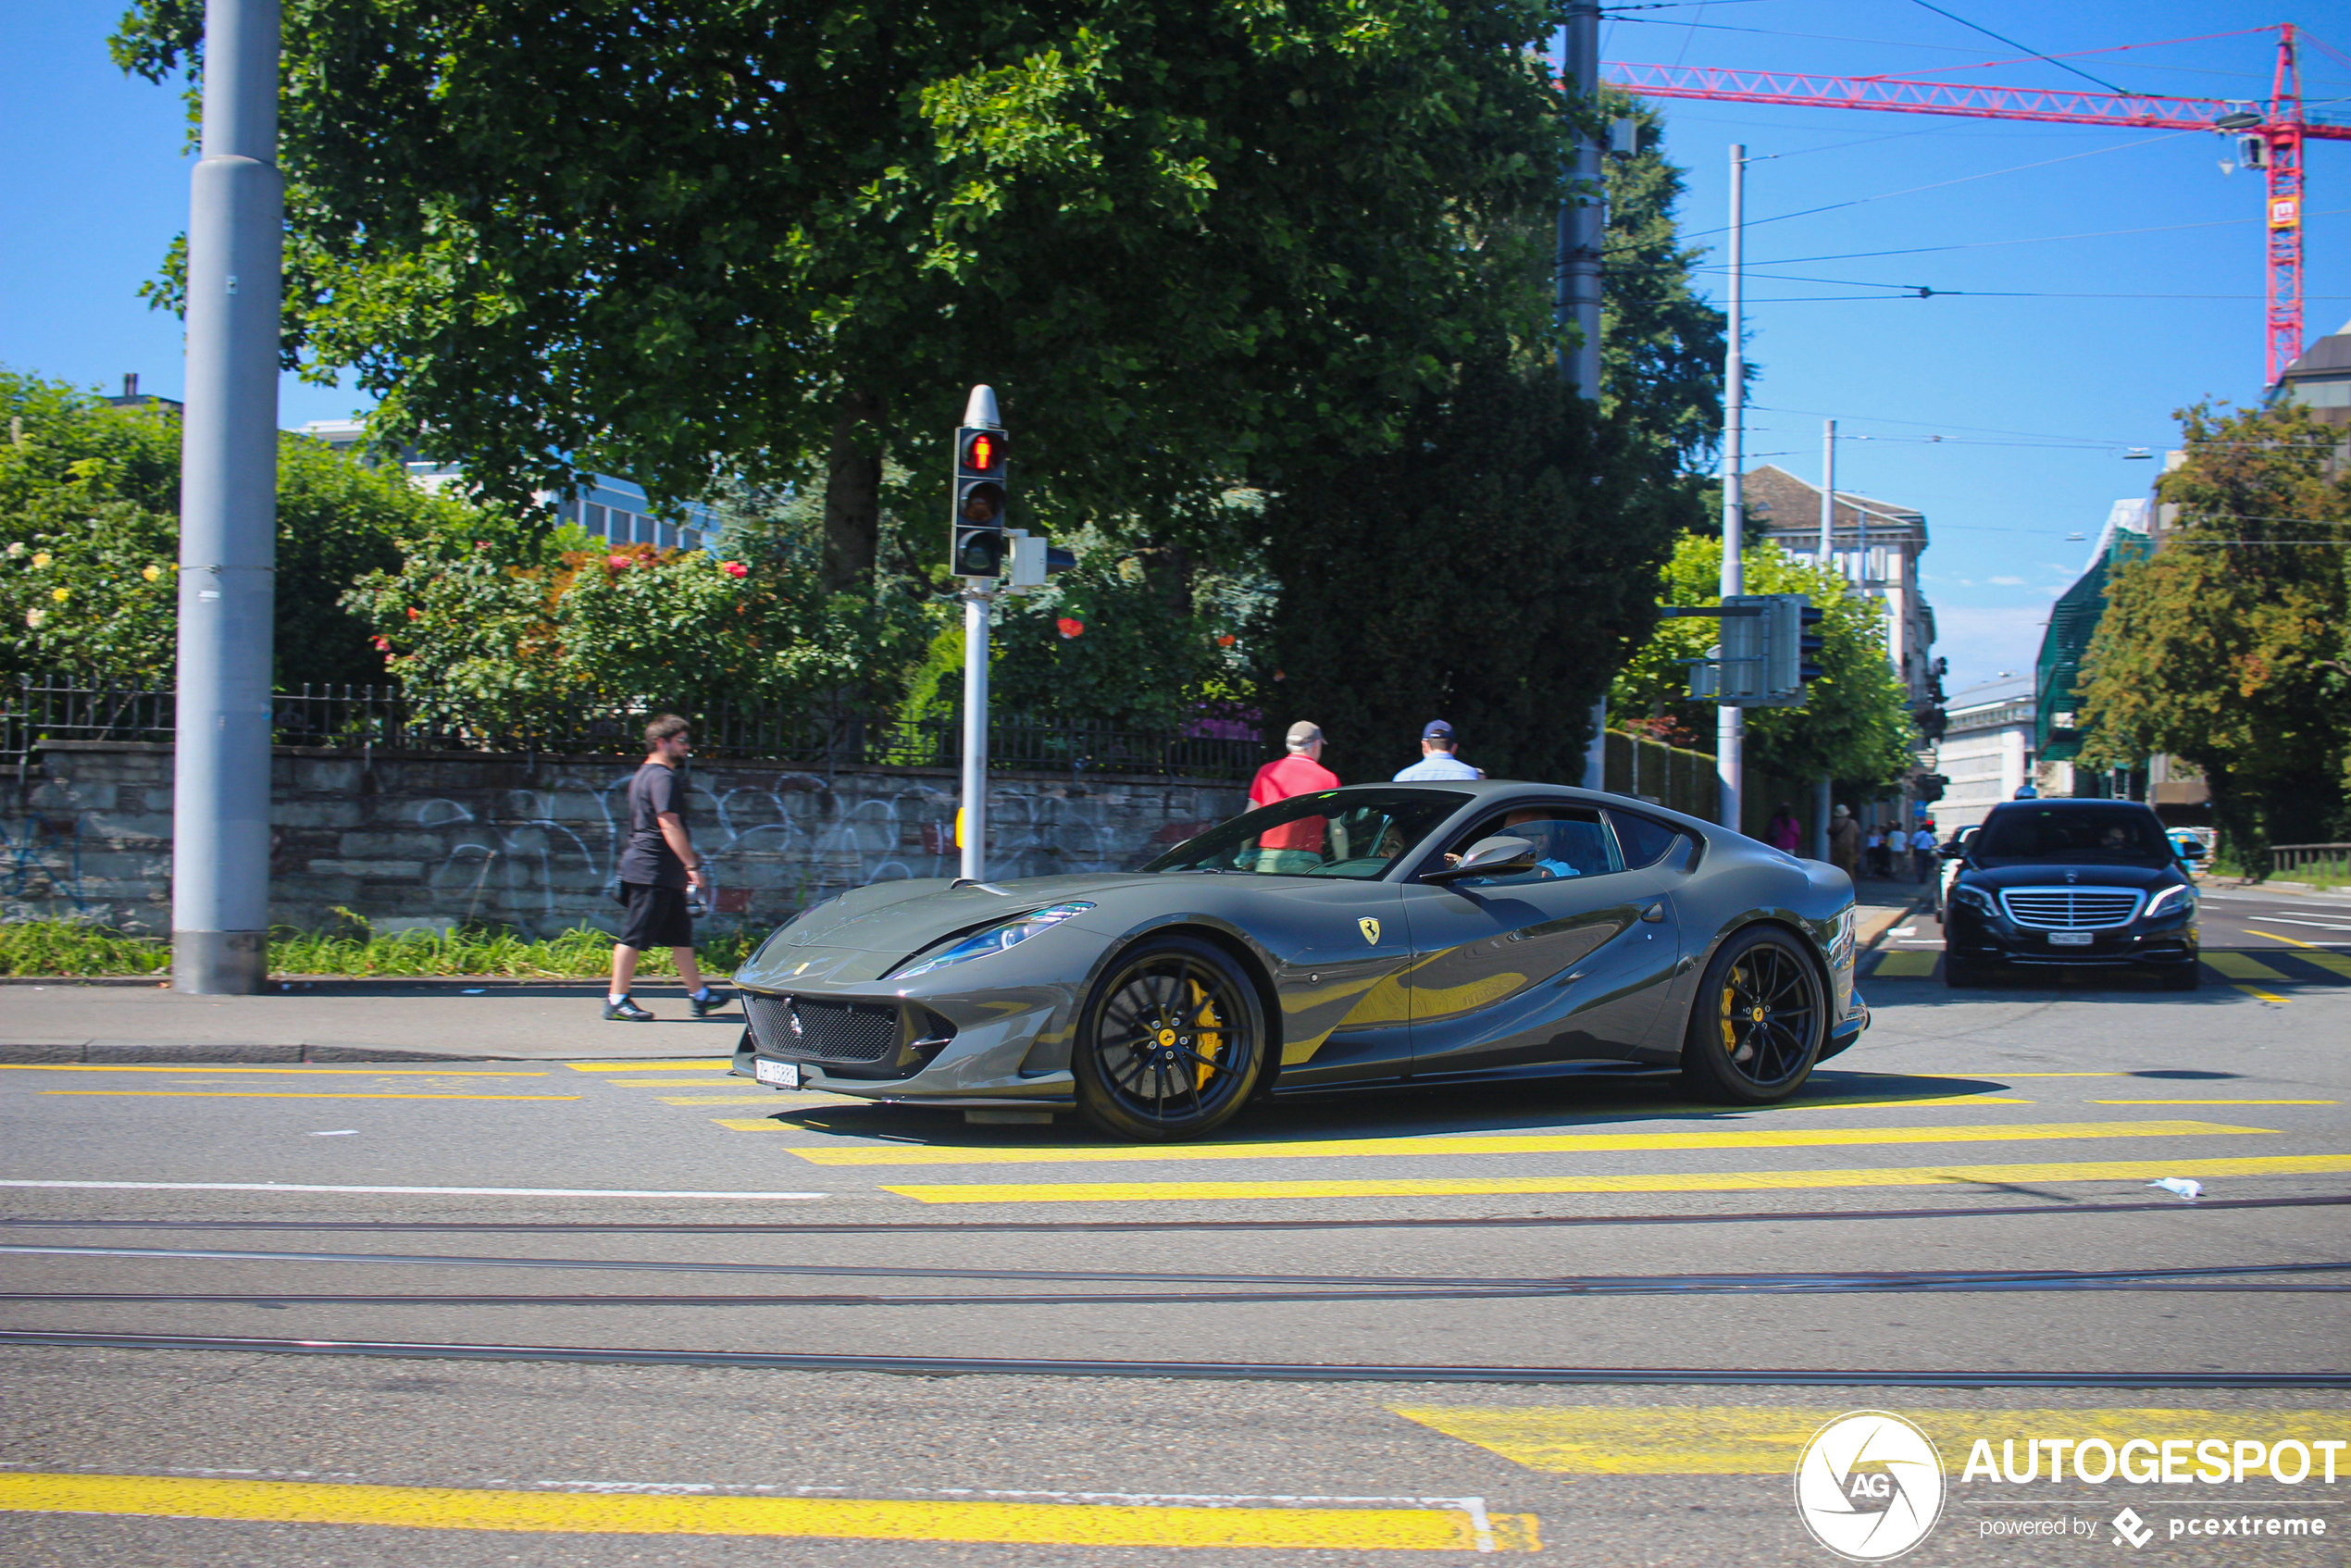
left=1358, top=917, right=1381, bottom=945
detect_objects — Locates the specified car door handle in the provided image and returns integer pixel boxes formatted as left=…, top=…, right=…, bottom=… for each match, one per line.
left=1639, top=902, right=1667, bottom=924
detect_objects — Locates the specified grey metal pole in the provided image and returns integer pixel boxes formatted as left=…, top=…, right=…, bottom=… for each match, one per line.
left=1819, top=418, right=1836, bottom=564
left=958, top=588, right=990, bottom=882
left=1561, top=2, right=1609, bottom=790
left=172, top=0, right=282, bottom=993
left=1716, top=143, right=1746, bottom=833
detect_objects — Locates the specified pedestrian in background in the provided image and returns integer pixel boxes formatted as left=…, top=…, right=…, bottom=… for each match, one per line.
left=1862, top=820, right=1886, bottom=878
left=1764, top=802, right=1802, bottom=854
left=1828, top=803, right=1861, bottom=879
left=606, top=715, right=732, bottom=1023
left=1910, top=819, right=1939, bottom=884
left=1247, top=720, right=1340, bottom=872
left=1394, top=719, right=1483, bottom=781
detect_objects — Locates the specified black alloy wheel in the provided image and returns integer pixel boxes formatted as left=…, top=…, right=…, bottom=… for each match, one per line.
left=1072, top=935, right=1266, bottom=1141
left=1680, top=926, right=1827, bottom=1105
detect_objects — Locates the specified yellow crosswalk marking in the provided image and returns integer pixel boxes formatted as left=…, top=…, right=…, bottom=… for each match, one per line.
left=565, top=1060, right=731, bottom=1072
left=1778, top=1095, right=2030, bottom=1110
left=790, top=1119, right=2264, bottom=1167
left=0, top=1473, right=1537, bottom=1551
left=2246, top=930, right=2351, bottom=980
left=1871, top=950, right=1940, bottom=977
left=880, top=1152, right=2351, bottom=1204
left=603, top=1077, right=741, bottom=1087
left=2203, top=951, right=2295, bottom=982
left=0, top=1065, right=546, bottom=1076
left=661, top=1096, right=797, bottom=1106
left=40, top=1090, right=578, bottom=1102
left=1392, top=1406, right=2350, bottom=1475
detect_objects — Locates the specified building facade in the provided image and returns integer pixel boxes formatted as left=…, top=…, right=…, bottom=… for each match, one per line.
left=300, top=421, right=721, bottom=554
left=1932, top=691, right=2034, bottom=832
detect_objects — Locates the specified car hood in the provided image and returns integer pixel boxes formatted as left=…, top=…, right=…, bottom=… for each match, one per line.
left=752, top=871, right=1175, bottom=959
left=1957, top=862, right=2183, bottom=892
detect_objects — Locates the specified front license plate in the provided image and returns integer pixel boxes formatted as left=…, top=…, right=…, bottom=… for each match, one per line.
left=754, top=1059, right=802, bottom=1089
left=2047, top=930, right=2095, bottom=947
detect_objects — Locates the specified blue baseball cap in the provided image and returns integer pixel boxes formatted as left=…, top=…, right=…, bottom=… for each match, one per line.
left=1423, top=719, right=1455, bottom=740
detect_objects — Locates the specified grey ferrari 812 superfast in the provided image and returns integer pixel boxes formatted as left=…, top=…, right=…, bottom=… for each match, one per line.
left=728, top=781, right=1866, bottom=1140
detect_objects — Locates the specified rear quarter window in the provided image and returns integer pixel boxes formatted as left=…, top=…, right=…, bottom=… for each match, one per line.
left=1610, top=811, right=1692, bottom=869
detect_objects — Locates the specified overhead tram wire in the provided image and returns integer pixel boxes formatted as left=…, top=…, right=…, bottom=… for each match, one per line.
left=1906, top=0, right=2131, bottom=93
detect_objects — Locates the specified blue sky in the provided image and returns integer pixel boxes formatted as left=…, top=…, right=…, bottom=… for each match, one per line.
left=4, top=0, right=2347, bottom=703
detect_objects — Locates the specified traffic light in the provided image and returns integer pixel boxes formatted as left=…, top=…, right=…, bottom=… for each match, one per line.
left=1797, top=603, right=1824, bottom=687
left=1915, top=773, right=1947, bottom=804
left=951, top=424, right=1007, bottom=578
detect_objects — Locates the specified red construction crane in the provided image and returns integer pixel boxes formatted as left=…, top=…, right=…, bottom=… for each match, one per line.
left=1604, top=24, right=2351, bottom=387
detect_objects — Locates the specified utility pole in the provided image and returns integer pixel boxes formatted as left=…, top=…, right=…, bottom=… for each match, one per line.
left=1716, top=143, right=1746, bottom=833
left=954, top=386, right=1004, bottom=882
left=172, top=0, right=281, bottom=994
left=1561, top=0, right=1609, bottom=790
left=1813, top=417, right=1835, bottom=860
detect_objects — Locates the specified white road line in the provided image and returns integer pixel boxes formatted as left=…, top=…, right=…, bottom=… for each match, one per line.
left=0, top=1180, right=827, bottom=1200
left=2239, top=917, right=2351, bottom=933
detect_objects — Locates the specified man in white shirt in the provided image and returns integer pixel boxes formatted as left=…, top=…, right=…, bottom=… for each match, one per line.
left=1909, top=821, right=1938, bottom=884
left=1394, top=719, right=1483, bottom=781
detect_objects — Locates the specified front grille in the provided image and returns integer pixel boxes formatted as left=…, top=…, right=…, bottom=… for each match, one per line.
left=744, top=993, right=901, bottom=1063
left=1997, top=887, right=2145, bottom=929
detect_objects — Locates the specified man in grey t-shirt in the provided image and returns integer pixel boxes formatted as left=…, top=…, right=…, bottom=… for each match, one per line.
left=606, top=714, right=731, bottom=1022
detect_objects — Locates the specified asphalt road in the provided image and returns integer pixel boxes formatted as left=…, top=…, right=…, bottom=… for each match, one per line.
left=3, top=902, right=2347, bottom=1564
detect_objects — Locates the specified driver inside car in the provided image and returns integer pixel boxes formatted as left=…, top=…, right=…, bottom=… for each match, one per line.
left=1446, top=807, right=1586, bottom=881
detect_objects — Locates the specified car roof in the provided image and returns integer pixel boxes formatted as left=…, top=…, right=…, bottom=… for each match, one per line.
left=1315, top=778, right=1713, bottom=828
left=1987, top=799, right=2158, bottom=813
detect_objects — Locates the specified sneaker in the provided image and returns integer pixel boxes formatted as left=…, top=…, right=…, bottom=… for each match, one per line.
left=603, top=996, right=654, bottom=1022
left=690, top=987, right=733, bottom=1020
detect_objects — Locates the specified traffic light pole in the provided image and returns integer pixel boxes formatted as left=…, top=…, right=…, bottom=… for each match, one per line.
left=1561, top=2, right=1609, bottom=793
left=173, top=0, right=282, bottom=993
left=959, top=585, right=990, bottom=882
left=1716, top=143, right=1746, bottom=833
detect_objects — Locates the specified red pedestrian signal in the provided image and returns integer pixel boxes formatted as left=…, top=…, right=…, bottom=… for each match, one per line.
left=952, top=422, right=1008, bottom=579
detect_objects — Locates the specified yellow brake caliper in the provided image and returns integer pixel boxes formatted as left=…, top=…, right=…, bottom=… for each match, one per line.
left=1192, top=981, right=1225, bottom=1089
left=1719, top=965, right=1743, bottom=1053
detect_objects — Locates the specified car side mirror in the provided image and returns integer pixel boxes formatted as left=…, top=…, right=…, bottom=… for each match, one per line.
left=1424, top=834, right=1537, bottom=883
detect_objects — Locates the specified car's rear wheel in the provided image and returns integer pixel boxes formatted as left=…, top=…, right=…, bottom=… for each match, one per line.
left=1679, top=927, right=1825, bottom=1105
left=1073, top=935, right=1266, bottom=1141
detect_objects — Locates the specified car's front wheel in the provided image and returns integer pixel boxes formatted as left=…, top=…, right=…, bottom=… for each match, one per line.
left=1073, top=935, right=1267, bottom=1141
left=1679, top=926, right=1826, bottom=1104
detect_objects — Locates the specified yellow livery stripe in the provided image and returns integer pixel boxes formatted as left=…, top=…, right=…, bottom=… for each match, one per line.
left=0, top=1473, right=1537, bottom=1551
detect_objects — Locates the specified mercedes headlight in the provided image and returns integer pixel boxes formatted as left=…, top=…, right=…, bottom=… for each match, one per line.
left=2145, top=884, right=2195, bottom=917
left=891, top=902, right=1095, bottom=979
left=1950, top=884, right=1992, bottom=911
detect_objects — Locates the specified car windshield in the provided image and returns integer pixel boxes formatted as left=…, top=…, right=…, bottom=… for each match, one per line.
left=1142, top=788, right=1472, bottom=879
left=1971, top=803, right=2173, bottom=866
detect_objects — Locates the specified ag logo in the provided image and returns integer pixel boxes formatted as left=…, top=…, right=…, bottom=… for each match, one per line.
left=1794, top=1411, right=1944, bottom=1562
left=1358, top=917, right=1381, bottom=945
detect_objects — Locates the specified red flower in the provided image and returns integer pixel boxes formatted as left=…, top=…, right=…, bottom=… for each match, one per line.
left=720, top=560, right=749, bottom=579
left=405, top=606, right=421, bottom=620
left=371, top=637, right=391, bottom=652
left=1056, top=616, right=1085, bottom=640
left=606, top=554, right=632, bottom=573
left=1216, top=634, right=1236, bottom=647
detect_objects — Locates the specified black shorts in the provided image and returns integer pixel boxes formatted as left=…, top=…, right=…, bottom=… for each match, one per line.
left=617, top=882, right=694, bottom=950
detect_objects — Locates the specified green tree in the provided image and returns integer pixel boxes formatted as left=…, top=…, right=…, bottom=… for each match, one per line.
left=114, top=0, right=1574, bottom=590
left=2077, top=401, right=2351, bottom=855
left=1611, top=533, right=1916, bottom=789
left=0, top=366, right=456, bottom=687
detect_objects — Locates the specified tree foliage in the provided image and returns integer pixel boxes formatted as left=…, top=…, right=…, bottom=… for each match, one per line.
left=2077, top=401, right=2351, bottom=852
left=113, top=0, right=1574, bottom=585
left=0, top=366, right=447, bottom=687
left=1611, top=533, right=1916, bottom=788
left=1256, top=98, right=1723, bottom=786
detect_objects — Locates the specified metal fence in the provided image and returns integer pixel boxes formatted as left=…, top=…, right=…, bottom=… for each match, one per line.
left=2269, top=842, right=2351, bottom=875
left=1, top=673, right=1264, bottom=781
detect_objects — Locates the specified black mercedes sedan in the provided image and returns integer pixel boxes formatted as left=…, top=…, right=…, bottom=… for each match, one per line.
left=1942, top=799, right=2200, bottom=989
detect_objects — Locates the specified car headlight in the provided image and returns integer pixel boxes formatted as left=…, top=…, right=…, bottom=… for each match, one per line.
left=1950, top=884, right=1992, bottom=911
left=2145, top=885, right=2195, bottom=917
left=890, top=902, right=1095, bottom=979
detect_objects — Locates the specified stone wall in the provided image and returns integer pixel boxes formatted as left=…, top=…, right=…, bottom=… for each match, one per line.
left=1, top=742, right=1248, bottom=940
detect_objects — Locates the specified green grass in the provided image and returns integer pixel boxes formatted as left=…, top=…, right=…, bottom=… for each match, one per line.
left=0, top=916, right=761, bottom=978
left=2272, top=856, right=2351, bottom=890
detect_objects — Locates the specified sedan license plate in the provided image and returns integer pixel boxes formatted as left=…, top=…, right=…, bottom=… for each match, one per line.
left=754, top=1058, right=802, bottom=1089
left=2047, top=930, right=2095, bottom=947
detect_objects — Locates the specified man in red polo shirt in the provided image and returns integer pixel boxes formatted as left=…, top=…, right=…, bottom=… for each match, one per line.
left=1247, top=720, right=1339, bottom=872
